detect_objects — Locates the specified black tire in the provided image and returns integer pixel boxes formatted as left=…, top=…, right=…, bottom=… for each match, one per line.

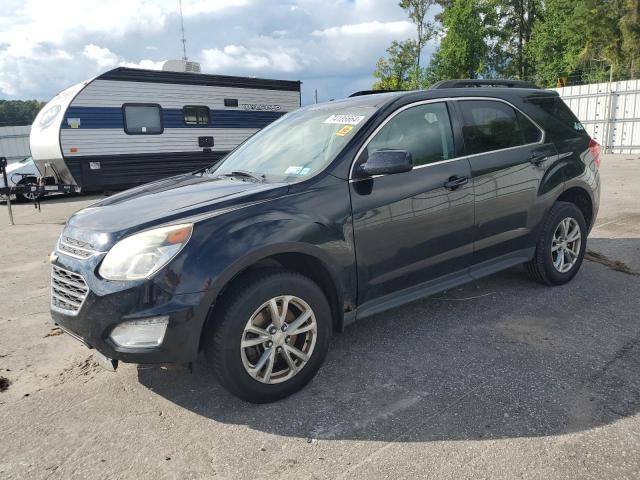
left=203, top=269, right=332, bottom=403
left=526, top=201, right=587, bottom=285
left=15, top=177, right=44, bottom=203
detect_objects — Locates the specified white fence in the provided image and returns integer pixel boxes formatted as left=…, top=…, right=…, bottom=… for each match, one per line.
left=555, top=79, right=640, bottom=154
left=0, top=125, right=31, bottom=164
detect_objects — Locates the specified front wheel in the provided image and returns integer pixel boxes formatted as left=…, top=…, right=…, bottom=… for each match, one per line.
left=203, top=270, right=332, bottom=403
left=526, top=201, right=587, bottom=285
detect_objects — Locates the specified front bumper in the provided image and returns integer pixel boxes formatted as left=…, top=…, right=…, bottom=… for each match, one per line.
left=50, top=253, right=211, bottom=364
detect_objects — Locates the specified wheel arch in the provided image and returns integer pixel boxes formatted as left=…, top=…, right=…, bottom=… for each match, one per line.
left=198, top=244, right=347, bottom=352
left=556, top=186, right=594, bottom=230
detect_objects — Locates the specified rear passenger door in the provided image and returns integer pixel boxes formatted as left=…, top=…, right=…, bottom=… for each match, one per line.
left=455, top=99, right=557, bottom=269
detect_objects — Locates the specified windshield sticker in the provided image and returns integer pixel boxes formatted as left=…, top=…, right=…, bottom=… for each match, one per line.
left=324, top=114, right=365, bottom=125
left=285, top=166, right=311, bottom=176
left=285, top=166, right=303, bottom=175
left=336, top=125, right=354, bottom=137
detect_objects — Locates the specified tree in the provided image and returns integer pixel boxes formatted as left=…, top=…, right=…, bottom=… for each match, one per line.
left=494, top=0, right=541, bottom=79
left=373, top=40, right=420, bottom=90
left=528, top=0, right=629, bottom=86
left=0, top=100, right=45, bottom=126
left=526, top=0, right=582, bottom=86
left=399, top=0, right=436, bottom=86
left=621, top=0, right=640, bottom=77
left=425, top=0, right=492, bottom=83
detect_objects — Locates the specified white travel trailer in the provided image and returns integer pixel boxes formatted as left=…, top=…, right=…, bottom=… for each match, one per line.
left=30, top=63, right=301, bottom=191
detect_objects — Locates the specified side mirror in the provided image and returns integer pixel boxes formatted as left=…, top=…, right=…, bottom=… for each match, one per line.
left=358, top=150, right=413, bottom=177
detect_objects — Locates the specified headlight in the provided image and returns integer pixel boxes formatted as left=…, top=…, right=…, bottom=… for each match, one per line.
left=99, top=224, right=192, bottom=281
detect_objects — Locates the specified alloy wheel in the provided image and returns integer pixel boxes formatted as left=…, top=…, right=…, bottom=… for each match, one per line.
left=240, top=295, right=317, bottom=384
left=551, top=217, right=581, bottom=273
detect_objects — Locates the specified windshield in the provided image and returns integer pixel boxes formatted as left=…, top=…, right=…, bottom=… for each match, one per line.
left=206, top=104, right=375, bottom=182
left=20, top=156, right=32, bottom=164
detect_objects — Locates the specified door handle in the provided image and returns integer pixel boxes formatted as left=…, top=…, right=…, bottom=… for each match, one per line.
left=529, top=151, right=548, bottom=165
left=443, top=175, right=468, bottom=190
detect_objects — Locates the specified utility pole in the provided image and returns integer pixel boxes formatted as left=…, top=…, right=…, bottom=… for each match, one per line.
left=179, top=0, right=188, bottom=61
left=314, top=89, right=318, bottom=104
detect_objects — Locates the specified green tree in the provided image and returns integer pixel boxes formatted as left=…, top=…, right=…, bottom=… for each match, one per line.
left=0, top=100, right=45, bottom=126
left=425, top=0, right=492, bottom=83
left=373, top=40, right=420, bottom=90
left=528, top=0, right=630, bottom=86
left=526, top=0, right=583, bottom=86
left=621, top=0, right=640, bottom=77
left=399, top=0, right=437, bottom=86
left=494, top=0, right=541, bottom=79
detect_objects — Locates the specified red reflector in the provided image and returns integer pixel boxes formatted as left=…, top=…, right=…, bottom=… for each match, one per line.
left=589, top=139, right=601, bottom=168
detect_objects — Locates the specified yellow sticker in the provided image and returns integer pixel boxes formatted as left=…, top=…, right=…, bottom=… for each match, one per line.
left=336, top=125, right=354, bottom=137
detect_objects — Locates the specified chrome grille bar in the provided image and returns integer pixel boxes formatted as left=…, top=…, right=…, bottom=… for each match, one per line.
left=51, top=266, right=89, bottom=315
left=58, top=236, right=99, bottom=259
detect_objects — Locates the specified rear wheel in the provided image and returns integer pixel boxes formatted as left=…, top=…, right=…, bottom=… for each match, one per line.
left=203, top=270, right=332, bottom=403
left=526, top=201, right=587, bottom=285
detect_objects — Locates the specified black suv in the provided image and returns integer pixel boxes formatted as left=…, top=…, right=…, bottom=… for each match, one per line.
left=50, top=80, right=600, bottom=402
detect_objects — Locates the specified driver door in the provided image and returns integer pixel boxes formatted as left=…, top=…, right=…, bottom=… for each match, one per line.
left=349, top=101, right=475, bottom=310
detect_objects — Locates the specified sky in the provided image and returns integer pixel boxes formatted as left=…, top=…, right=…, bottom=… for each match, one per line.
left=0, top=0, right=438, bottom=105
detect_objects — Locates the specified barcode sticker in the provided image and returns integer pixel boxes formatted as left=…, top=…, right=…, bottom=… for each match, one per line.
left=324, top=114, right=365, bottom=125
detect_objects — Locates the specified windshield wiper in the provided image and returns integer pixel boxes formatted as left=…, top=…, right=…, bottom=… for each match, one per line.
left=219, top=170, right=266, bottom=182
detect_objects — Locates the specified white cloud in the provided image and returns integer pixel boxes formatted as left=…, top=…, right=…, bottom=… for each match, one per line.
left=200, top=45, right=309, bottom=73
left=181, top=0, right=251, bottom=16
left=121, top=59, right=165, bottom=70
left=83, top=45, right=119, bottom=68
left=312, top=20, right=414, bottom=38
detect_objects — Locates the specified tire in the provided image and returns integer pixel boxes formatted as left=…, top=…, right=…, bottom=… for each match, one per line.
left=203, top=269, right=332, bottom=403
left=526, top=201, right=587, bottom=285
left=15, top=177, right=44, bottom=203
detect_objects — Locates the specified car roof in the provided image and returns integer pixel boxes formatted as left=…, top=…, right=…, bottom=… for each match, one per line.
left=332, top=87, right=559, bottom=111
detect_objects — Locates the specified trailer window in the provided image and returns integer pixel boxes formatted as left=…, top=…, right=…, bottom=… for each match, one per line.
left=123, top=104, right=162, bottom=134
left=184, top=106, right=210, bottom=125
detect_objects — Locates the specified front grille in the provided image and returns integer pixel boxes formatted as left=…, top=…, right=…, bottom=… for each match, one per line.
left=58, top=236, right=98, bottom=259
left=51, top=266, right=89, bottom=315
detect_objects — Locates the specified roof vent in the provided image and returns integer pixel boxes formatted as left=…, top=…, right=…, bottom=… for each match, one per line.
left=161, top=60, right=202, bottom=73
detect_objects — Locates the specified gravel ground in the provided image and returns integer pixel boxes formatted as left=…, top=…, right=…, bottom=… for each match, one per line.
left=0, top=155, right=639, bottom=479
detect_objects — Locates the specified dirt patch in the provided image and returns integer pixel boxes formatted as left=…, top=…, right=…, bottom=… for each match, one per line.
left=44, top=327, right=63, bottom=338
left=0, top=376, right=10, bottom=392
left=585, top=250, right=639, bottom=276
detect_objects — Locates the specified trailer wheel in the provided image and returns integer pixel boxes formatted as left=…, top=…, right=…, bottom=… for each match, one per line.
left=15, top=177, right=45, bottom=203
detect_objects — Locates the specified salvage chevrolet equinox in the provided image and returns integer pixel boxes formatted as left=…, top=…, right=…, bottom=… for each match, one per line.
left=50, top=79, right=600, bottom=403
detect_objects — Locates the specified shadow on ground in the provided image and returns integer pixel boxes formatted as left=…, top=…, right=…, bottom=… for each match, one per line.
left=137, top=241, right=640, bottom=442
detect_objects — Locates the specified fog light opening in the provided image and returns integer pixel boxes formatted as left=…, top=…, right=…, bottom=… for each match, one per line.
left=109, top=316, right=169, bottom=348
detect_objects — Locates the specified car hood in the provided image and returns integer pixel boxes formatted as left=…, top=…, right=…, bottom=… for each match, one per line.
left=65, top=173, right=288, bottom=242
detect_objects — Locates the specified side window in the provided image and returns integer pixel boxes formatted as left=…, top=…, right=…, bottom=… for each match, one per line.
left=365, top=102, right=455, bottom=167
left=517, top=111, right=543, bottom=144
left=184, top=105, right=210, bottom=125
left=123, top=104, right=162, bottom=134
left=528, top=96, right=588, bottom=142
left=459, top=100, right=540, bottom=155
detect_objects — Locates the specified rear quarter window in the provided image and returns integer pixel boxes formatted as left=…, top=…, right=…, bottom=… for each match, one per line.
left=525, top=96, right=588, bottom=142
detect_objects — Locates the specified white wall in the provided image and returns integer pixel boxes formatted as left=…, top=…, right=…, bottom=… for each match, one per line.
left=555, top=79, right=640, bottom=154
left=0, top=125, right=31, bottom=164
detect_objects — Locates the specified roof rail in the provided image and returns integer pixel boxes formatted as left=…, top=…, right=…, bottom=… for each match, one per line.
left=349, top=89, right=399, bottom=97
left=430, top=79, right=539, bottom=90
